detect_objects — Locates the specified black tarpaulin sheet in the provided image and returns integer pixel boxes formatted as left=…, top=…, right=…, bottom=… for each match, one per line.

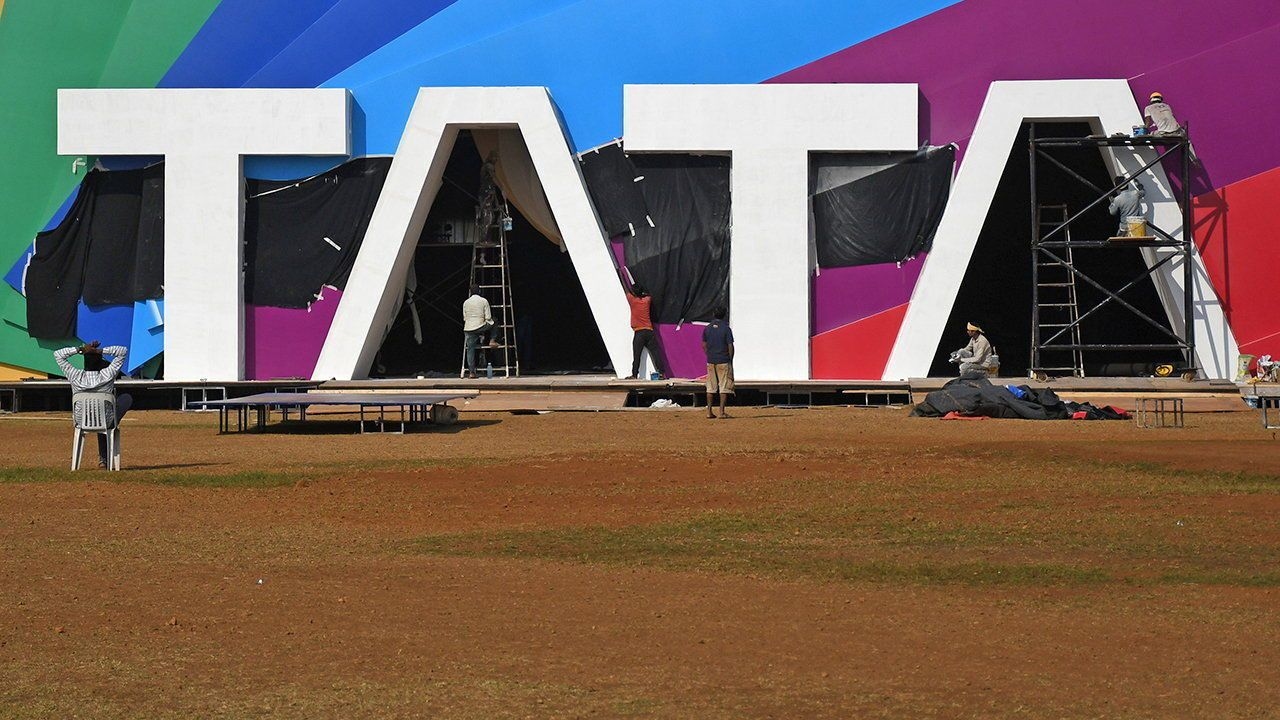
left=813, top=145, right=955, bottom=268
left=579, top=142, right=651, bottom=238
left=910, top=377, right=1065, bottom=419
left=26, top=174, right=96, bottom=338
left=624, top=154, right=730, bottom=324
left=81, top=164, right=166, bottom=305
left=244, top=157, right=391, bottom=308
left=27, top=165, right=167, bottom=337
left=910, top=377, right=1129, bottom=420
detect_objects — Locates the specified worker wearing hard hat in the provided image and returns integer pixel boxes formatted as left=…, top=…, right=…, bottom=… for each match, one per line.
left=1143, top=92, right=1183, bottom=136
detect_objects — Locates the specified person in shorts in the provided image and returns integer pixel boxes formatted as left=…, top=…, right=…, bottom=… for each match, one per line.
left=701, top=307, right=734, bottom=419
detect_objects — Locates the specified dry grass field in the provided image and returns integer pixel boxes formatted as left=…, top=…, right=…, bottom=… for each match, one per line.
left=2, top=405, right=1279, bottom=718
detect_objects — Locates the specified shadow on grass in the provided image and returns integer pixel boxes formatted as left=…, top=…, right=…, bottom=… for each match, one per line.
left=123, top=462, right=228, bottom=471
left=227, top=419, right=501, bottom=436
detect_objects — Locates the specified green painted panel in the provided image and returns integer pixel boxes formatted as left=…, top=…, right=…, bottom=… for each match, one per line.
left=98, top=0, right=221, bottom=88
left=0, top=287, right=74, bottom=375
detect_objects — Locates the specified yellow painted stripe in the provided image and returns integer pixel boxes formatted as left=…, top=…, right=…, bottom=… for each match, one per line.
left=0, top=361, right=47, bottom=381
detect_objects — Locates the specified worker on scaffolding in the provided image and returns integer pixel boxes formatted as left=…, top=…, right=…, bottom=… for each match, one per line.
left=950, top=322, right=999, bottom=377
left=1108, top=175, right=1145, bottom=237
left=1143, top=92, right=1182, bottom=136
left=1144, top=91, right=1199, bottom=163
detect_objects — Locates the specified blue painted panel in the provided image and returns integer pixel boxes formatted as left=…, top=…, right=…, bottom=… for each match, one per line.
left=127, top=299, right=164, bottom=374
left=160, top=0, right=342, bottom=88
left=344, top=0, right=960, bottom=154
left=325, top=0, right=579, bottom=89
left=244, top=0, right=460, bottom=89
left=76, top=302, right=134, bottom=354
left=249, top=0, right=576, bottom=179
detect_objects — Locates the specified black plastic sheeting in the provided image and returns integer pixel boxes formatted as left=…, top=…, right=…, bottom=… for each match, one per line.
left=244, top=157, right=390, bottom=308
left=813, top=145, right=955, bottom=268
left=910, top=377, right=1129, bottom=420
left=623, top=154, right=731, bottom=324
left=25, top=158, right=392, bottom=338
left=578, top=142, right=651, bottom=237
left=26, top=165, right=166, bottom=339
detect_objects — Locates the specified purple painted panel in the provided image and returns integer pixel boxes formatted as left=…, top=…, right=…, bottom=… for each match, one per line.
left=610, top=238, right=627, bottom=276
left=770, top=0, right=1280, bottom=179
left=1130, top=24, right=1280, bottom=192
left=245, top=290, right=342, bottom=380
left=655, top=322, right=706, bottom=380
left=812, top=255, right=925, bottom=336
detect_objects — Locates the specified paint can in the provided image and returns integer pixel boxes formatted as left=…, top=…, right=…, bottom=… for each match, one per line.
left=1125, top=216, right=1147, bottom=237
left=1132, top=125, right=1148, bottom=137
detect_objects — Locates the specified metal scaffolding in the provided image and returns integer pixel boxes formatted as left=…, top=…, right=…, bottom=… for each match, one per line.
left=1028, top=124, right=1195, bottom=379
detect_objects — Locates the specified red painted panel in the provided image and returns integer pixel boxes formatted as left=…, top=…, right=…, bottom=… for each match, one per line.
left=1194, top=167, right=1280, bottom=354
left=811, top=303, right=908, bottom=380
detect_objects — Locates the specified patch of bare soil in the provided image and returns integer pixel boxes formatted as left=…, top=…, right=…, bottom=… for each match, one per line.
left=1, top=407, right=1278, bottom=718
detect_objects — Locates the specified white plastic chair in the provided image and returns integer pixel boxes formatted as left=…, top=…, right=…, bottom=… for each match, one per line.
left=71, top=391, right=120, bottom=471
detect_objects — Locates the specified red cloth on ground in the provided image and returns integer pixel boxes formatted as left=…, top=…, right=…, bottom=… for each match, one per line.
left=627, top=293, right=652, bottom=331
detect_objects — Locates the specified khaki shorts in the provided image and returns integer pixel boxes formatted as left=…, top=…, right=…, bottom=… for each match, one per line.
left=706, top=363, right=734, bottom=394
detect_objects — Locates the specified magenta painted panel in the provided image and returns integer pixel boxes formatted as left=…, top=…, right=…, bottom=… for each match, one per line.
left=770, top=0, right=1280, bottom=178
left=812, top=254, right=925, bottom=336
left=244, top=290, right=342, bottom=380
left=655, top=322, right=706, bottom=379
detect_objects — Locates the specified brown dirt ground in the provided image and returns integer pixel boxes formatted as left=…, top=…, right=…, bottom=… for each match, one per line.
left=2, top=406, right=1279, bottom=718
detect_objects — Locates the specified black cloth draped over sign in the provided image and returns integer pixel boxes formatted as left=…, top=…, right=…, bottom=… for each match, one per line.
left=26, top=165, right=166, bottom=338
left=623, top=154, right=731, bottom=324
left=244, top=157, right=391, bottom=308
left=81, top=164, right=166, bottom=304
left=24, top=157, right=391, bottom=338
left=813, top=145, right=955, bottom=268
left=578, top=142, right=651, bottom=238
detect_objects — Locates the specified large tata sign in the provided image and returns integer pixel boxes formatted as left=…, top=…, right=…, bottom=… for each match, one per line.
left=57, top=81, right=1235, bottom=382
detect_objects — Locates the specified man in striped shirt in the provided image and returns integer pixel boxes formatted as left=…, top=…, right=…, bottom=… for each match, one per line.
left=54, top=341, right=131, bottom=468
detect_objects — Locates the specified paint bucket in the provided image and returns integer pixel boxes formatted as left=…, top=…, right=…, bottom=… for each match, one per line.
left=1132, top=125, right=1148, bottom=137
left=650, top=372, right=661, bottom=380
left=1125, top=216, right=1147, bottom=237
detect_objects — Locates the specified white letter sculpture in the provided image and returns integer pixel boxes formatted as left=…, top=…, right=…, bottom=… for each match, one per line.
left=58, top=88, right=351, bottom=381
left=623, top=84, right=919, bottom=380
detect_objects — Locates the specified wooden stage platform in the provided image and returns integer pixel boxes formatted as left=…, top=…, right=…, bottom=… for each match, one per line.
left=0, top=373, right=1252, bottom=414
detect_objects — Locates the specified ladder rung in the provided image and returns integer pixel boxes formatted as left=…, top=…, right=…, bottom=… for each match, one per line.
left=1038, top=282, right=1074, bottom=287
left=1039, top=302, right=1076, bottom=307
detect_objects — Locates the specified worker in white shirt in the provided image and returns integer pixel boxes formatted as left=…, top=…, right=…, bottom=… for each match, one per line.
left=462, top=284, right=495, bottom=379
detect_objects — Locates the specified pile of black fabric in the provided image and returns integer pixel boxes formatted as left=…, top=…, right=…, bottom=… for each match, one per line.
left=911, top=377, right=1129, bottom=420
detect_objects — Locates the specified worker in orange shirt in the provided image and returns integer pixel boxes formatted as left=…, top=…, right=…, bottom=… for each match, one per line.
left=625, top=282, right=667, bottom=380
